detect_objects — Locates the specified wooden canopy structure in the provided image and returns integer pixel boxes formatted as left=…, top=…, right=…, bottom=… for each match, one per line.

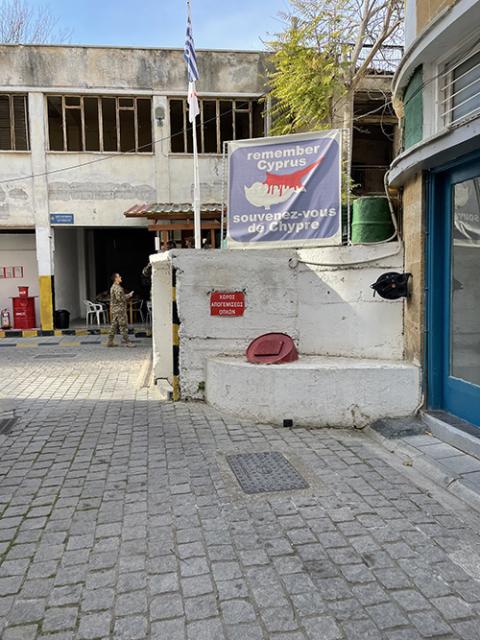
left=124, top=202, right=223, bottom=248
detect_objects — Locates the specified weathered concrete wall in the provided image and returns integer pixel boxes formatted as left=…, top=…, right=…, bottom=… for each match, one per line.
left=416, top=0, right=457, bottom=35
left=0, top=46, right=267, bottom=94
left=0, top=157, right=34, bottom=227
left=0, top=233, right=40, bottom=324
left=46, top=155, right=156, bottom=227
left=206, top=355, right=421, bottom=427
left=297, top=247, right=404, bottom=360
left=151, top=244, right=406, bottom=400
left=403, top=173, right=425, bottom=365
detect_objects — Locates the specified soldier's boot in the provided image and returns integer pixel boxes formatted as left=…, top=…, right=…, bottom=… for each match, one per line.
left=124, top=341, right=136, bottom=348
left=105, top=340, right=118, bottom=347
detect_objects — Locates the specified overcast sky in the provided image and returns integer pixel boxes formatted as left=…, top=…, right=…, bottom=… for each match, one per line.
left=42, top=0, right=290, bottom=50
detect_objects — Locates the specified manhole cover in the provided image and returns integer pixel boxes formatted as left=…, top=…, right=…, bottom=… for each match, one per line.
left=226, top=451, right=308, bottom=494
left=34, top=353, right=77, bottom=359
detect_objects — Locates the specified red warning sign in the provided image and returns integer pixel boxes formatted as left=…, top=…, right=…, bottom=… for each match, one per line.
left=210, top=291, right=245, bottom=317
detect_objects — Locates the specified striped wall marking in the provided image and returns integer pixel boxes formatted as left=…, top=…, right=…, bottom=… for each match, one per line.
left=22, top=330, right=38, bottom=338
left=172, top=267, right=180, bottom=401
left=39, top=275, right=54, bottom=331
left=54, top=330, right=63, bottom=337
left=0, top=331, right=5, bottom=338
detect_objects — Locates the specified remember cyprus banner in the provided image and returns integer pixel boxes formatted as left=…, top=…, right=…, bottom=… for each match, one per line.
left=227, top=130, right=342, bottom=249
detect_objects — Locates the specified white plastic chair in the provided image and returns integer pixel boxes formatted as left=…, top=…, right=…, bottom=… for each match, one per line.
left=131, top=299, right=144, bottom=324
left=146, top=301, right=152, bottom=325
left=83, top=300, right=107, bottom=326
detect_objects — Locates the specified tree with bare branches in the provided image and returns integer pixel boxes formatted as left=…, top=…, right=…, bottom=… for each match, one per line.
left=267, top=0, right=403, bottom=182
left=0, top=0, right=71, bottom=44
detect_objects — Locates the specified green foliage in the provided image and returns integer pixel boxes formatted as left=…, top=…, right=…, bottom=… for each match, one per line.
left=267, top=16, right=350, bottom=135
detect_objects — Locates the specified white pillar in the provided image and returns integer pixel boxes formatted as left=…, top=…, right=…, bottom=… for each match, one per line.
left=29, top=92, right=53, bottom=330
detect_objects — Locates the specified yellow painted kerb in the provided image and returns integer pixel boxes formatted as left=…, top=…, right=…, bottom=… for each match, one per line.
left=39, top=276, right=54, bottom=331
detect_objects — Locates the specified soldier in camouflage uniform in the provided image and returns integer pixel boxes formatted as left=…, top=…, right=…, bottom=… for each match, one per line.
left=106, top=273, right=136, bottom=347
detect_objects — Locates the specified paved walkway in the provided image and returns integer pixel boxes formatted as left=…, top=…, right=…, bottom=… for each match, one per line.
left=1, top=345, right=480, bottom=639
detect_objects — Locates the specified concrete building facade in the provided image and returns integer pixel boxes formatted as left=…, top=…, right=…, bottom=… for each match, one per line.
left=0, top=44, right=267, bottom=329
left=391, top=0, right=480, bottom=427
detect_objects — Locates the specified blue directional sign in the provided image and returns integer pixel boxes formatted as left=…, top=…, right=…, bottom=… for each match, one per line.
left=50, top=213, right=75, bottom=224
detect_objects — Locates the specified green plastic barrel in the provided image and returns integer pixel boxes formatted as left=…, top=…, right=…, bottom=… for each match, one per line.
left=351, top=196, right=394, bottom=244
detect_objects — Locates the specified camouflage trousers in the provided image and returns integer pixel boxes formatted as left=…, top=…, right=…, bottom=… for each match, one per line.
left=107, top=312, right=129, bottom=343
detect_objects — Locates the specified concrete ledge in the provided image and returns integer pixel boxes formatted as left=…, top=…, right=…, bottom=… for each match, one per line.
left=206, top=355, right=421, bottom=427
left=422, top=411, right=480, bottom=460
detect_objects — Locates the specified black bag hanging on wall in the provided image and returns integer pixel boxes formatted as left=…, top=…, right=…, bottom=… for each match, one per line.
left=370, top=272, right=411, bottom=300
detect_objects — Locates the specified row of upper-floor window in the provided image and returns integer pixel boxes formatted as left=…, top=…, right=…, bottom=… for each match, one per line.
left=0, top=94, right=265, bottom=153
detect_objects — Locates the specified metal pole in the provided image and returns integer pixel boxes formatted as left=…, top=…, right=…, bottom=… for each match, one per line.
left=192, top=102, right=201, bottom=249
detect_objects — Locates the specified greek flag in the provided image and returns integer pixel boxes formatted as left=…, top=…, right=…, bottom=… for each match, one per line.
left=184, top=4, right=199, bottom=122
left=184, top=7, right=199, bottom=82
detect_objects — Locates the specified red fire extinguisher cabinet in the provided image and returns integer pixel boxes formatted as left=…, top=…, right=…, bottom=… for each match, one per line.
left=13, top=297, right=36, bottom=329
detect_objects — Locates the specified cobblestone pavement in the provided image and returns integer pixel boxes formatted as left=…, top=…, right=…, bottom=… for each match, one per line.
left=2, top=346, right=480, bottom=639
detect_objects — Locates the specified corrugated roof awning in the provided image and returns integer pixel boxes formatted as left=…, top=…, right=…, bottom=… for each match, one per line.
left=124, top=202, right=223, bottom=217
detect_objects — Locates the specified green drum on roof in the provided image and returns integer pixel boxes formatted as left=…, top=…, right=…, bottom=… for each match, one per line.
left=351, top=196, right=394, bottom=244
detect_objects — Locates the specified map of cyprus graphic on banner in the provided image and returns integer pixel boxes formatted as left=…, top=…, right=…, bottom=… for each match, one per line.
left=227, top=130, right=342, bottom=249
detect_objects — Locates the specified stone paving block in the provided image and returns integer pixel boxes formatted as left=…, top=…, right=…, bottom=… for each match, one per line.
left=226, top=623, right=265, bottom=639
left=390, top=588, right=431, bottom=612
left=7, top=598, right=46, bottom=624
left=184, top=593, right=218, bottom=621
left=261, top=606, right=298, bottom=633
left=366, top=602, right=408, bottom=630
left=342, top=618, right=382, bottom=640
left=41, top=606, right=78, bottom=633
left=186, top=618, right=224, bottom=640
left=113, top=615, right=147, bottom=640
left=221, top=598, right=257, bottom=625
left=409, top=610, right=453, bottom=636
left=81, top=588, right=115, bottom=612
left=3, top=625, right=39, bottom=640
left=0, top=576, right=23, bottom=596
left=302, top=616, right=342, bottom=640
left=77, top=612, right=112, bottom=639
left=150, top=592, right=184, bottom=620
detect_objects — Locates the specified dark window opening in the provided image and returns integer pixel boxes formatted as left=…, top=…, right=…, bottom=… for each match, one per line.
left=137, top=99, right=152, bottom=152
left=46, top=95, right=152, bottom=153
left=84, top=97, right=100, bottom=151
left=202, top=101, right=217, bottom=153
left=219, top=101, right=234, bottom=148
left=119, top=109, right=135, bottom=152
left=101, top=98, right=117, bottom=152
left=170, top=97, right=264, bottom=154
left=65, top=107, right=82, bottom=151
left=0, top=94, right=29, bottom=151
left=0, top=96, right=11, bottom=150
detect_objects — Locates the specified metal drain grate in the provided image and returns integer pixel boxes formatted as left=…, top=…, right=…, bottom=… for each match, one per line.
left=34, top=353, right=77, bottom=359
left=0, top=417, right=16, bottom=435
left=226, top=451, right=308, bottom=494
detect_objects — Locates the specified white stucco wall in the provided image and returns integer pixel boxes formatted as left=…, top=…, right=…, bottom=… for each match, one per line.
left=0, top=233, right=39, bottom=325
left=151, top=243, right=405, bottom=400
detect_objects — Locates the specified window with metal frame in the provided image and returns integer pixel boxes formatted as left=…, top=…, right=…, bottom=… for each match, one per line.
left=0, top=94, right=29, bottom=151
left=441, top=42, right=480, bottom=128
left=46, top=95, right=153, bottom=153
left=169, top=98, right=264, bottom=154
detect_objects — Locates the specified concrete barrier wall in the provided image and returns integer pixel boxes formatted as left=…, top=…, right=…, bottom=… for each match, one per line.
left=151, top=243, right=405, bottom=399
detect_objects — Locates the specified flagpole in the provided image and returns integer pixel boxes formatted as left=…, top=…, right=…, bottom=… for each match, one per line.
left=191, top=84, right=201, bottom=249
left=185, top=0, right=201, bottom=250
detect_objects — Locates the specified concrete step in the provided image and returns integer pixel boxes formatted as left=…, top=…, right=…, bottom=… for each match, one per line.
left=422, top=411, right=480, bottom=461
left=206, top=355, right=421, bottom=428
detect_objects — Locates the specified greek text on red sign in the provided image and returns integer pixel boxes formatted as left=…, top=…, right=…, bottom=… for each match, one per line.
left=210, top=292, right=245, bottom=317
